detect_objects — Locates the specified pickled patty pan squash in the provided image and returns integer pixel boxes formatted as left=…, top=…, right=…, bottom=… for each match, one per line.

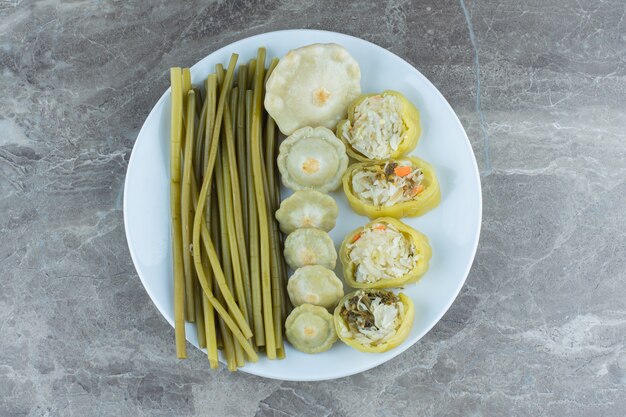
left=265, top=43, right=361, bottom=135
left=275, top=190, right=338, bottom=234
left=337, top=90, right=421, bottom=161
left=286, top=304, right=337, bottom=354
left=334, top=289, right=414, bottom=353
left=287, top=265, right=344, bottom=310
left=284, top=228, right=337, bottom=270
left=343, top=157, right=441, bottom=218
left=277, top=126, right=349, bottom=192
left=340, top=217, right=431, bottom=288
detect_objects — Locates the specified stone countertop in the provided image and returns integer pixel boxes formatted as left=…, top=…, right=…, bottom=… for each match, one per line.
left=1, top=1, right=624, bottom=416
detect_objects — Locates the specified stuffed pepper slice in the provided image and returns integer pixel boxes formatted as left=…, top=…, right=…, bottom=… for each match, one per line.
left=340, top=217, right=431, bottom=288
left=337, top=90, right=421, bottom=161
left=334, top=289, right=414, bottom=353
left=343, top=156, right=441, bottom=218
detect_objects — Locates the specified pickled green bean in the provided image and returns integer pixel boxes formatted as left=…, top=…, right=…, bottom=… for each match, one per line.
left=225, top=91, right=253, bottom=333
left=182, top=90, right=197, bottom=322
left=196, top=80, right=218, bottom=367
left=170, top=67, right=186, bottom=359
left=182, top=68, right=191, bottom=114
left=210, top=192, right=224, bottom=352
left=190, top=55, right=258, bottom=365
left=246, top=89, right=265, bottom=347
left=192, top=87, right=203, bottom=116
left=247, top=58, right=256, bottom=87
left=192, top=54, right=253, bottom=339
left=236, top=66, right=248, bottom=239
left=264, top=118, right=285, bottom=351
left=216, top=145, right=244, bottom=369
left=203, top=75, right=217, bottom=182
left=195, top=281, right=206, bottom=348
left=264, top=57, right=279, bottom=85
left=250, top=48, right=276, bottom=359
left=194, top=95, right=208, bottom=185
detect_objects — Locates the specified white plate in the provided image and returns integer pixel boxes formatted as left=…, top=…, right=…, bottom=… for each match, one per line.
left=124, top=29, right=481, bottom=381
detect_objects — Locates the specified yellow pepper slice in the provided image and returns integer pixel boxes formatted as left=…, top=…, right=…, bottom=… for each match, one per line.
left=336, top=90, right=421, bottom=161
left=342, top=156, right=441, bottom=219
left=334, top=290, right=414, bottom=353
left=340, top=217, right=432, bottom=289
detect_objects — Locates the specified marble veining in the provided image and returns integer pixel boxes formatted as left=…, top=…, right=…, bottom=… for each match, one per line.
left=1, top=0, right=625, bottom=416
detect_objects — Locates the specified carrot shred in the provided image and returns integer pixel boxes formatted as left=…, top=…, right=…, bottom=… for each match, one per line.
left=373, top=224, right=386, bottom=231
left=415, top=184, right=425, bottom=194
left=351, top=232, right=362, bottom=243
left=394, top=166, right=412, bottom=177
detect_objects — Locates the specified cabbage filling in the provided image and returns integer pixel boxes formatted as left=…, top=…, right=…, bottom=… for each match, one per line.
left=341, top=94, right=404, bottom=159
left=351, top=160, right=424, bottom=207
left=339, top=290, right=405, bottom=346
left=347, top=222, right=418, bottom=284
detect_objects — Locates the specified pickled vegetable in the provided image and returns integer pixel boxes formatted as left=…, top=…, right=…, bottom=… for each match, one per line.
left=169, top=67, right=186, bottom=358
left=284, top=228, right=337, bottom=270
left=287, top=265, right=344, bottom=310
left=339, top=217, right=431, bottom=288
left=277, top=126, right=348, bottom=192
left=336, top=90, right=421, bottom=161
left=265, top=43, right=361, bottom=135
left=343, top=157, right=441, bottom=218
left=275, top=190, right=339, bottom=234
left=285, top=304, right=337, bottom=354
left=334, top=289, right=414, bottom=353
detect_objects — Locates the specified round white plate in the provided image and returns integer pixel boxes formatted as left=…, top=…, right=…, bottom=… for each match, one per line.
left=124, top=29, right=481, bottom=381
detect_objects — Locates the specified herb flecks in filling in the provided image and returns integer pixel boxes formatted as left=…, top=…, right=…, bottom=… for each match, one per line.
left=351, top=160, right=425, bottom=207
left=339, top=290, right=404, bottom=346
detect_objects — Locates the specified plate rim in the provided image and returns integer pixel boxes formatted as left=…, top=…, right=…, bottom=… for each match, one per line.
left=123, top=28, right=482, bottom=381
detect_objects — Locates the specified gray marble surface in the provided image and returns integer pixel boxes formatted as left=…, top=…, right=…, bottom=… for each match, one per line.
left=1, top=0, right=625, bottom=416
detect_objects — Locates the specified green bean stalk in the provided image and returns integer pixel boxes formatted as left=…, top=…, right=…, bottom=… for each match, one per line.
left=210, top=191, right=226, bottom=352
left=246, top=89, right=265, bottom=348
left=262, top=58, right=285, bottom=356
left=170, top=67, right=186, bottom=359
left=236, top=66, right=249, bottom=239
left=194, top=95, right=208, bottom=186
left=194, top=281, right=206, bottom=348
left=264, top=116, right=284, bottom=350
left=226, top=90, right=254, bottom=334
left=199, top=75, right=218, bottom=366
left=250, top=49, right=277, bottom=359
left=247, top=58, right=256, bottom=87
left=181, top=90, right=197, bottom=322
left=191, top=55, right=258, bottom=365
left=192, top=55, right=251, bottom=337
left=216, top=145, right=245, bottom=369
left=169, top=49, right=291, bottom=368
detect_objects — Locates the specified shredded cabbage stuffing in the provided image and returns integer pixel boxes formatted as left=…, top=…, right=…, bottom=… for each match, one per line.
left=347, top=222, right=418, bottom=284
left=339, top=290, right=405, bottom=346
left=342, top=94, right=403, bottom=159
left=351, top=160, right=424, bottom=207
